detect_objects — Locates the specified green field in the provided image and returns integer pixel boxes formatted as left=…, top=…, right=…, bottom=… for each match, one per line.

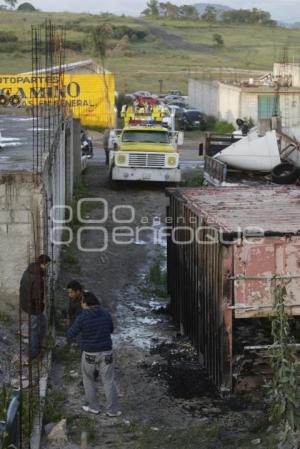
left=1, top=10, right=300, bottom=93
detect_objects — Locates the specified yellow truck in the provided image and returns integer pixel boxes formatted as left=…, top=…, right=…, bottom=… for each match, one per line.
left=109, top=121, right=182, bottom=183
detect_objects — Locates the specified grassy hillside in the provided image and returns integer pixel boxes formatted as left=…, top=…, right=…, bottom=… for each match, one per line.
left=1, top=10, right=300, bottom=93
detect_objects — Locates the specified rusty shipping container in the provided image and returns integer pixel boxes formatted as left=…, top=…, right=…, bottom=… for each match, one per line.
left=167, top=186, right=300, bottom=392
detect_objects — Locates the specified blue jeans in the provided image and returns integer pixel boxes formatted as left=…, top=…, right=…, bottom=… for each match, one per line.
left=30, top=314, right=46, bottom=358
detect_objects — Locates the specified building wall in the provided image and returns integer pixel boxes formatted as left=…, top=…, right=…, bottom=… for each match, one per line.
left=188, top=79, right=241, bottom=125
left=279, top=93, right=300, bottom=128
left=188, top=79, right=220, bottom=117
left=218, top=84, right=241, bottom=124
left=240, top=93, right=259, bottom=122
left=0, top=173, right=43, bottom=310
left=0, top=118, right=80, bottom=311
left=189, top=78, right=300, bottom=128
left=273, top=63, right=300, bottom=87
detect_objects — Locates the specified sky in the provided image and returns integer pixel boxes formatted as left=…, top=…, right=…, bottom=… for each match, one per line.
left=28, top=0, right=300, bottom=23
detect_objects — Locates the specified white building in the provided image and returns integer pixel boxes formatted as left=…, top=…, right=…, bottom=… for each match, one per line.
left=188, top=63, right=300, bottom=128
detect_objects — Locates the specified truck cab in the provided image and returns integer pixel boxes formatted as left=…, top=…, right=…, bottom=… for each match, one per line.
left=109, top=123, right=182, bottom=183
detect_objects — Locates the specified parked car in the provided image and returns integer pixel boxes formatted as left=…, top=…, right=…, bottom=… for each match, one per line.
left=164, top=94, right=184, bottom=103
left=168, top=90, right=182, bottom=96
left=176, top=109, right=207, bottom=131
left=132, top=90, right=151, bottom=98
left=136, top=95, right=159, bottom=106
left=168, top=105, right=185, bottom=118
left=80, top=128, right=93, bottom=158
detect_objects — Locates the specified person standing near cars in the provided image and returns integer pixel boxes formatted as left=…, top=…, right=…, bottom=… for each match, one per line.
left=20, top=254, right=51, bottom=359
left=67, top=291, right=121, bottom=417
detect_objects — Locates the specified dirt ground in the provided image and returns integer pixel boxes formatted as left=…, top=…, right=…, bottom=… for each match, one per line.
left=40, top=152, right=272, bottom=449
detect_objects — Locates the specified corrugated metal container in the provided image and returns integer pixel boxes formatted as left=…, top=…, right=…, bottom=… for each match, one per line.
left=167, top=186, right=300, bottom=392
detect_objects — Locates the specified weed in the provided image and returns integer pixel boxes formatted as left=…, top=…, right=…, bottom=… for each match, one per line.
left=145, top=260, right=168, bottom=298
left=44, top=390, right=65, bottom=423
left=182, top=171, right=203, bottom=187
left=53, top=344, right=81, bottom=365
left=268, top=280, right=300, bottom=447
left=67, top=414, right=97, bottom=443
left=64, top=253, right=79, bottom=266
left=213, top=120, right=235, bottom=134
left=69, top=180, right=99, bottom=226
left=0, top=384, right=14, bottom=421
left=0, top=312, right=13, bottom=326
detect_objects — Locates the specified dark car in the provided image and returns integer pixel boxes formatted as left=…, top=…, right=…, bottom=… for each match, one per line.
left=80, top=129, right=93, bottom=158
left=177, top=109, right=207, bottom=131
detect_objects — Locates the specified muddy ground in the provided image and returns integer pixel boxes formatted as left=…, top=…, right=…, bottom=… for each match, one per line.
left=38, top=147, right=278, bottom=449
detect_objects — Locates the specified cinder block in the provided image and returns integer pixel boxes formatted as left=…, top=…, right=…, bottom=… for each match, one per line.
left=0, top=224, right=8, bottom=234
left=12, top=210, right=31, bottom=224
left=0, top=184, right=6, bottom=196
left=0, top=211, right=11, bottom=224
left=7, top=223, right=32, bottom=237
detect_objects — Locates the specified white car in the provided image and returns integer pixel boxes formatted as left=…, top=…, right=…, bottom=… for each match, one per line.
left=132, top=90, right=151, bottom=98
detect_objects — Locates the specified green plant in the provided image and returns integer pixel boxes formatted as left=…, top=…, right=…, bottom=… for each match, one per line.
left=183, top=171, right=203, bottom=187
left=268, top=280, right=300, bottom=446
left=212, top=33, right=224, bottom=46
left=206, top=115, right=217, bottom=130
left=0, top=312, right=13, bottom=326
left=67, top=414, right=97, bottom=443
left=0, top=31, right=18, bottom=43
left=0, top=384, right=13, bottom=421
left=213, top=120, right=234, bottom=134
left=145, top=260, right=168, bottom=298
left=44, top=390, right=65, bottom=423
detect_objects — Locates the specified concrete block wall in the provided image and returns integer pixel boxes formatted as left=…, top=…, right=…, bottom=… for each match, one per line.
left=0, top=117, right=81, bottom=311
left=0, top=173, right=43, bottom=310
left=188, top=79, right=220, bottom=118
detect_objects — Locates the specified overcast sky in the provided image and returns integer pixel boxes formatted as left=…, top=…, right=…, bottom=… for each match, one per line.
left=28, top=0, right=300, bottom=23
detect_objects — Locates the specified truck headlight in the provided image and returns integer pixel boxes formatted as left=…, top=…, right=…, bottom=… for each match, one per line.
left=116, top=153, right=128, bottom=166
left=167, top=155, right=178, bottom=167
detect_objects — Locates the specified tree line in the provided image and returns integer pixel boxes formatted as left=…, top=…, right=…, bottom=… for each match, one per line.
left=142, top=1, right=277, bottom=26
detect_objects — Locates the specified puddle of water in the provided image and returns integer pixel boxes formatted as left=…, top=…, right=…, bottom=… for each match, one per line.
left=137, top=317, right=161, bottom=325
left=8, top=117, right=32, bottom=122
left=26, top=128, right=49, bottom=132
left=0, top=137, right=25, bottom=142
left=0, top=142, right=23, bottom=147
left=134, top=240, right=147, bottom=245
left=129, top=303, right=148, bottom=312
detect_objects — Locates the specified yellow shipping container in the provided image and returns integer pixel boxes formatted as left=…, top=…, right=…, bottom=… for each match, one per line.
left=0, top=72, right=115, bottom=128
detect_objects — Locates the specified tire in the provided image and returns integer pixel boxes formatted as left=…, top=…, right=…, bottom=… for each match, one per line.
left=0, top=95, right=9, bottom=106
left=9, top=95, right=21, bottom=106
left=108, top=166, right=121, bottom=190
left=271, top=162, right=299, bottom=185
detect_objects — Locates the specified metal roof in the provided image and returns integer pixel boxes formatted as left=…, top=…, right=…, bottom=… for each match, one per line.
left=170, top=186, right=300, bottom=235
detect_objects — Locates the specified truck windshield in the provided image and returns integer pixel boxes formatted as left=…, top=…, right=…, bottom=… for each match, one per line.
left=122, top=131, right=169, bottom=144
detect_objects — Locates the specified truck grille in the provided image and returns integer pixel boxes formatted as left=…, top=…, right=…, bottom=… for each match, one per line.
left=128, top=153, right=166, bottom=168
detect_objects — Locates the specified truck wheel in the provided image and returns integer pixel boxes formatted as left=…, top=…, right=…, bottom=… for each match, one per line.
left=0, top=95, right=9, bottom=106
left=271, top=162, right=298, bottom=185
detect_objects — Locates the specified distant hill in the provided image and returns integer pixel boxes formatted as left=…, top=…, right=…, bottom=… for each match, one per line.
left=193, top=3, right=233, bottom=17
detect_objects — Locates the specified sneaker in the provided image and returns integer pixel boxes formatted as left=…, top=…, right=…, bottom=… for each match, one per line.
left=106, top=410, right=122, bottom=417
left=82, top=405, right=100, bottom=415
